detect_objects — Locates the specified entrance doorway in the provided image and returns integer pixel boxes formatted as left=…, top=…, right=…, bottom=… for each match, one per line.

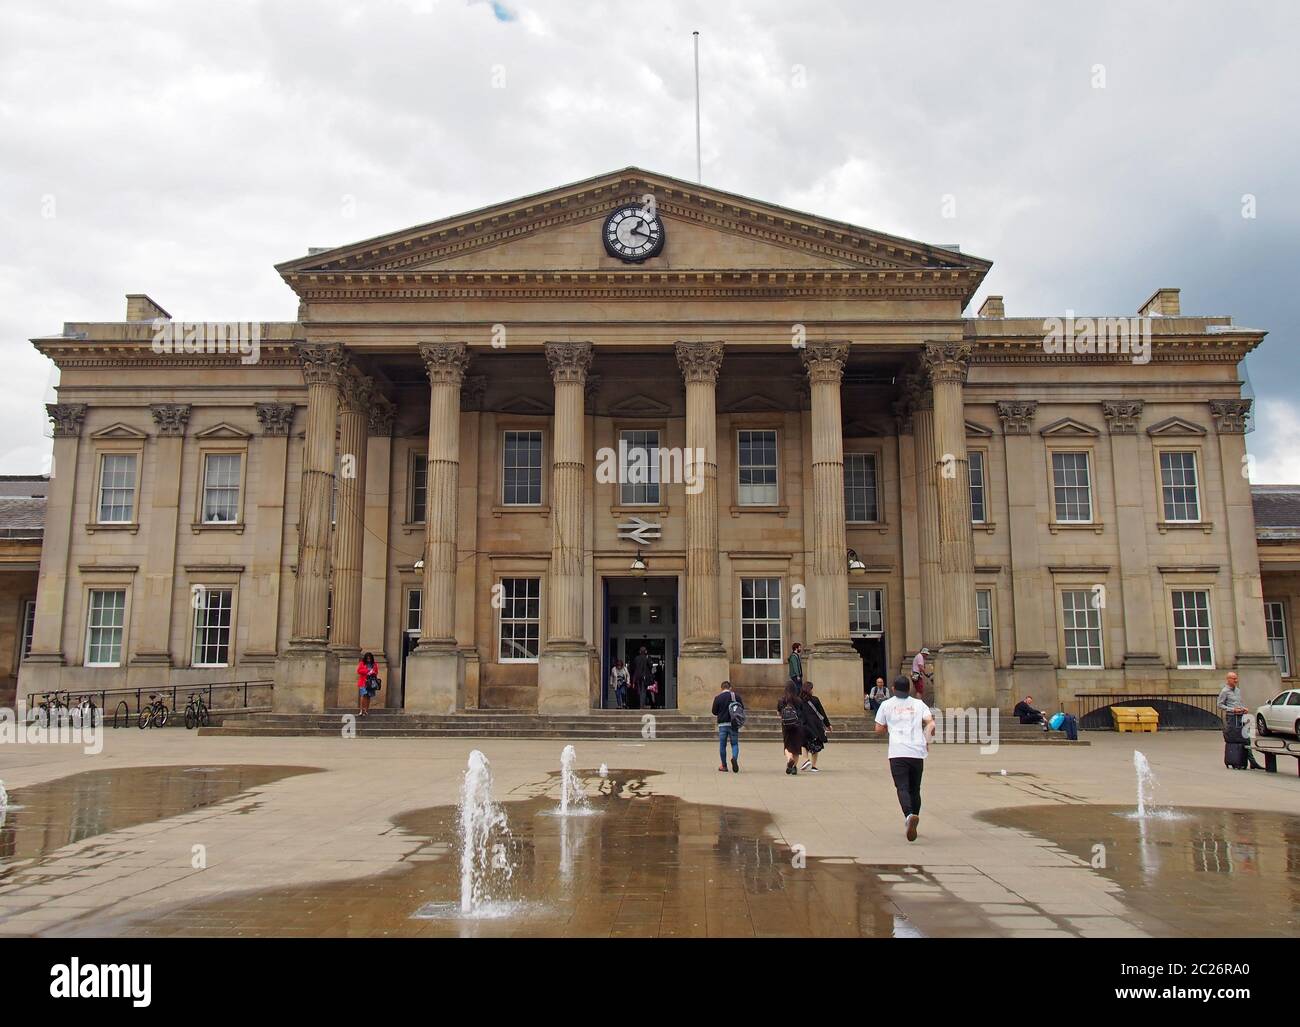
left=603, top=576, right=678, bottom=709
left=852, top=636, right=888, bottom=698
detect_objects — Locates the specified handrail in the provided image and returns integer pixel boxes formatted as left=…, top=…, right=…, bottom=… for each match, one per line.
left=24, top=678, right=272, bottom=718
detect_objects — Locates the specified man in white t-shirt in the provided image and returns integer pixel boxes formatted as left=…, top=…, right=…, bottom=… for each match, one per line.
left=874, top=675, right=936, bottom=841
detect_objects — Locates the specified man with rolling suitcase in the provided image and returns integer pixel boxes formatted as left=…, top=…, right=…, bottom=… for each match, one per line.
left=1219, top=671, right=1259, bottom=770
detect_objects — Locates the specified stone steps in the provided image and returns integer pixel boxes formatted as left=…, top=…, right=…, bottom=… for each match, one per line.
left=201, top=709, right=1084, bottom=743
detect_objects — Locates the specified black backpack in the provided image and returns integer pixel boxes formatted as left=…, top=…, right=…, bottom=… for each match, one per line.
left=726, top=691, right=746, bottom=729
left=779, top=701, right=800, bottom=727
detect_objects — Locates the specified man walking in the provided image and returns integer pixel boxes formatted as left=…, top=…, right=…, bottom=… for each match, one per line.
left=788, top=643, right=804, bottom=687
left=874, top=676, right=935, bottom=841
left=711, top=681, right=744, bottom=772
left=910, top=647, right=932, bottom=702
left=631, top=646, right=653, bottom=709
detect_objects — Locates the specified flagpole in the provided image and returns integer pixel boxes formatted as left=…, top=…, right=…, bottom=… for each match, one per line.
left=693, top=30, right=701, bottom=183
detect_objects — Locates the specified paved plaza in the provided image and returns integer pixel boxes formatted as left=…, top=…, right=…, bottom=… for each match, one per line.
left=0, top=729, right=1296, bottom=937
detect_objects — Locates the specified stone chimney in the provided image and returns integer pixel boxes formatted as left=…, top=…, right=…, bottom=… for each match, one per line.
left=125, top=294, right=172, bottom=322
left=978, top=295, right=1005, bottom=318
left=1138, top=288, right=1180, bottom=318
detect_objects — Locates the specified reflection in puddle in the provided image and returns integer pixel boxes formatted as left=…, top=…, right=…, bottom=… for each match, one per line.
left=104, top=769, right=923, bottom=938
left=981, top=805, right=1300, bottom=936
left=0, top=765, right=321, bottom=877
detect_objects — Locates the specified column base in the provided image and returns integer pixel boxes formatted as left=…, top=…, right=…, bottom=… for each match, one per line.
left=1233, top=653, right=1283, bottom=712
left=1010, top=653, right=1060, bottom=713
left=538, top=644, right=592, bottom=714
left=404, top=646, right=463, bottom=714
left=273, top=643, right=339, bottom=713
left=806, top=643, right=864, bottom=716
left=934, top=643, right=995, bottom=709
left=678, top=644, right=730, bottom=713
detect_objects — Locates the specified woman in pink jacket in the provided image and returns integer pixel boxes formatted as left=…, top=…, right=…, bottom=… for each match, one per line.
left=357, top=652, right=378, bottom=717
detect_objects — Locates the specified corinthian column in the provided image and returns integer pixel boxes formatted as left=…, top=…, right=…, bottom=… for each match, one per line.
left=537, top=342, right=594, bottom=714
left=922, top=341, right=993, bottom=707
left=275, top=343, right=346, bottom=713
left=405, top=342, right=470, bottom=713
left=800, top=341, right=861, bottom=716
left=675, top=341, right=730, bottom=711
left=329, top=366, right=373, bottom=670
left=911, top=377, right=942, bottom=653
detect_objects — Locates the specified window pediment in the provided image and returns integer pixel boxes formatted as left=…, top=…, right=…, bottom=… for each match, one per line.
left=90, top=422, right=147, bottom=440
left=1147, top=416, right=1207, bottom=437
left=1039, top=417, right=1100, bottom=438
left=194, top=422, right=252, bottom=440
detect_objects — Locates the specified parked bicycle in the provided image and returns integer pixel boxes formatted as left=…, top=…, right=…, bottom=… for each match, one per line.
left=183, top=692, right=211, bottom=730
left=137, top=693, right=170, bottom=729
left=37, top=690, right=70, bottom=726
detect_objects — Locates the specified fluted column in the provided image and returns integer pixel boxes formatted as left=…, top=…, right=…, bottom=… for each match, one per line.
left=675, top=341, right=726, bottom=651
left=537, top=342, right=594, bottom=714
left=329, top=366, right=372, bottom=663
left=912, top=378, right=943, bottom=651
left=923, top=341, right=993, bottom=708
left=419, top=343, right=470, bottom=649
left=799, top=341, right=861, bottom=715
left=290, top=344, right=346, bottom=643
left=275, top=343, right=345, bottom=713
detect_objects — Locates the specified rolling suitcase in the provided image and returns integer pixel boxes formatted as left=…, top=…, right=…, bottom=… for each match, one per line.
left=1224, top=741, right=1249, bottom=769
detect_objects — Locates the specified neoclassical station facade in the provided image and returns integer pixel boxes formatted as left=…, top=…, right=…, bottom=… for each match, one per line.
left=18, top=168, right=1281, bottom=717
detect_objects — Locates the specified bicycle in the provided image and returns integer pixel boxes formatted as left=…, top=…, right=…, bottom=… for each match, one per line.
left=37, top=690, right=68, bottom=726
left=137, top=693, right=170, bottom=729
left=183, top=692, right=211, bottom=730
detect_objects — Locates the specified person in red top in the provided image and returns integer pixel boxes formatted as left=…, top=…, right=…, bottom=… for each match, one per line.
left=357, top=652, right=378, bottom=717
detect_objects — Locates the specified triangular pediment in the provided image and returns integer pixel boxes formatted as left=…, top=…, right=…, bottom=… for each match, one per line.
left=90, top=422, right=147, bottom=439
left=277, top=168, right=991, bottom=282
left=724, top=394, right=786, bottom=414
left=608, top=394, right=673, bottom=417
left=1147, top=416, right=1207, bottom=437
left=1040, top=417, right=1099, bottom=437
left=497, top=396, right=553, bottom=416
left=194, top=422, right=252, bottom=440
left=965, top=420, right=995, bottom=437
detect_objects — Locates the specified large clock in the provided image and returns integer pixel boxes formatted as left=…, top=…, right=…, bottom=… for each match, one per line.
left=602, top=204, right=665, bottom=262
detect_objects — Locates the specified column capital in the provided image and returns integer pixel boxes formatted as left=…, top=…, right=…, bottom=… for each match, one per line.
left=46, top=403, right=87, bottom=438
left=367, top=395, right=396, bottom=437
left=1210, top=398, right=1252, bottom=434
left=800, top=340, right=850, bottom=385
left=150, top=404, right=191, bottom=437
left=297, top=343, right=348, bottom=386
left=544, top=341, right=593, bottom=385
left=922, top=342, right=971, bottom=385
left=675, top=340, right=725, bottom=384
left=419, top=342, right=471, bottom=386
left=256, top=402, right=296, bottom=436
left=338, top=367, right=375, bottom=414
left=1101, top=399, right=1145, bottom=434
left=996, top=400, right=1038, bottom=435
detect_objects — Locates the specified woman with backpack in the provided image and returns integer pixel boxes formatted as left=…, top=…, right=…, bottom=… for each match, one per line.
left=799, top=680, right=831, bottom=772
left=356, top=651, right=380, bottom=717
left=777, top=679, right=805, bottom=775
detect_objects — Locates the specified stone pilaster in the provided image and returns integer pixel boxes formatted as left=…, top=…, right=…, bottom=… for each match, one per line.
left=674, top=340, right=729, bottom=710
left=21, top=404, right=87, bottom=693
left=538, top=341, right=594, bottom=714
left=1101, top=400, right=1166, bottom=689
left=801, top=340, right=860, bottom=715
left=130, top=404, right=192, bottom=677
left=274, top=343, right=346, bottom=712
left=912, top=381, right=942, bottom=653
left=894, top=383, right=923, bottom=661
left=997, top=400, right=1058, bottom=705
left=405, top=342, right=471, bottom=713
left=244, top=403, right=294, bottom=666
left=329, top=366, right=373, bottom=677
left=923, top=342, right=993, bottom=708
left=1211, top=398, right=1281, bottom=710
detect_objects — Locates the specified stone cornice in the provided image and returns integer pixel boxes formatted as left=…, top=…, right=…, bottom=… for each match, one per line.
left=32, top=339, right=302, bottom=370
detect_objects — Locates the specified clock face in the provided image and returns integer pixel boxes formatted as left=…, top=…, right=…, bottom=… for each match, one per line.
left=602, top=204, right=665, bottom=262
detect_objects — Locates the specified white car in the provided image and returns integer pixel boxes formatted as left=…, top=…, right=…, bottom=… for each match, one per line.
left=1255, top=689, right=1300, bottom=739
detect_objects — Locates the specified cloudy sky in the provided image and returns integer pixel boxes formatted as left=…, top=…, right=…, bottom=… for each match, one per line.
left=1, top=0, right=1297, bottom=477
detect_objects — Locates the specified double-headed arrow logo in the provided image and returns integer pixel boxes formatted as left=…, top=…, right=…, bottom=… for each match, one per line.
left=616, top=516, right=662, bottom=546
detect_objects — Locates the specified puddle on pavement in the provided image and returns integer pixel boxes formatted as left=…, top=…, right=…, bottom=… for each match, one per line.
left=89, top=768, right=952, bottom=938
left=981, top=805, right=1300, bottom=937
left=0, top=765, right=321, bottom=877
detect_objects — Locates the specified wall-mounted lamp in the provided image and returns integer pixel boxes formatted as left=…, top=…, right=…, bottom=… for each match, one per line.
left=847, top=548, right=866, bottom=575
left=413, top=558, right=424, bottom=571
left=630, top=550, right=647, bottom=574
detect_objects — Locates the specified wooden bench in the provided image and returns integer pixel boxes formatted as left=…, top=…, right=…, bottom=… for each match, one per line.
left=1110, top=706, right=1159, bottom=732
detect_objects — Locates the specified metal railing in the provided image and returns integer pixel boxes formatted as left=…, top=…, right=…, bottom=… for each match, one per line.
left=1075, top=692, right=1222, bottom=730
left=24, top=679, right=273, bottom=727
